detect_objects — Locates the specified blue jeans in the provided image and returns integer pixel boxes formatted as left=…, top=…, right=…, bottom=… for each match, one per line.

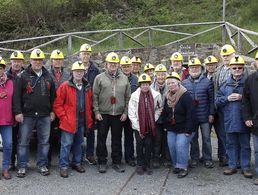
left=167, top=131, right=194, bottom=169
left=17, top=116, right=50, bottom=168
left=0, top=125, right=12, bottom=170
left=226, top=132, right=251, bottom=170
left=252, top=134, right=258, bottom=174
left=59, top=126, right=84, bottom=169
left=190, top=122, right=212, bottom=161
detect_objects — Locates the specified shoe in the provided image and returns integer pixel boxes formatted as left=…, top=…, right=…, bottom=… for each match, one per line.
left=98, top=164, right=107, bottom=173
left=173, top=168, right=180, bottom=174
left=39, top=166, right=50, bottom=176
left=254, top=178, right=258, bottom=185
left=145, top=167, right=153, bottom=175
left=189, top=160, right=198, bottom=168
left=204, top=161, right=214, bottom=168
left=112, top=164, right=125, bottom=173
left=2, top=170, right=12, bottom=180
left=136, top=166, right=144, bottom=175
left=71, top=165, right=85, bottom=173
left=152, top=159, right=160, bottom=169
left=126, top=159, right=136, bottom=167
left=219, top=158, right=228, bottom=167
left=178, top=169, right=188, bottom=178
left=85, top=156, right=97, bottom=165
left=223, top=167, right=237, bottom=175
left=17, top=168, right=26, bottom=178
left=60, top=168, right=68, bottom=178
left=242, top=170, right=253, bottom=179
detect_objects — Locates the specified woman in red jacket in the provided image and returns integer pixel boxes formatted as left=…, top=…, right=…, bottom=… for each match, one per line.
left=53, top=61, right=93, bottom=178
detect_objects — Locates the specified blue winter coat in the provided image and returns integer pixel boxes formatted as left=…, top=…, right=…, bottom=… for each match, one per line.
left=215, top=75, right=248, bottom=133
left=182, top=74, right=215, bottom=123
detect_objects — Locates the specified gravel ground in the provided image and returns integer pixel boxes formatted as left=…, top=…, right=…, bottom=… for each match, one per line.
left=0, top=132, right=258, bottom=195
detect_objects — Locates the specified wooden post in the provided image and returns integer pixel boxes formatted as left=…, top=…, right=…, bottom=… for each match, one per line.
left=67, top=35, right=72, bottom=56
left=148, top=28, right=153, bottom=47
left=238, top=30, right=242, bottom=53
left=118, top=31, right=124, bottom=50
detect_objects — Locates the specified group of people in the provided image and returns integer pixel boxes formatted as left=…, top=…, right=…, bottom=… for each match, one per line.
left=1, top=43, right=258, bottom=185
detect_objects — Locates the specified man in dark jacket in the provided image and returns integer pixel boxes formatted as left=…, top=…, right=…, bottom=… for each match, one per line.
left=13, top=49, right=56, bottom=178
left=182, top=58, right=215, bottom=168
left=242, top=51, right=258, bottom=185
left=80, top=43, right=100, bottom=165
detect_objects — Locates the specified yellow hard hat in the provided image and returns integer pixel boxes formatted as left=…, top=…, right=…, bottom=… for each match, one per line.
left=255, top=51, right=258, bottom=59
left=131, top=56, right=142, bottom=64
left=10, top=51, right=24, bottom=60
left=120, top=56, right=132, bottom=65
left=170, top=52, right=183, bottom=61
left=0, top=56, right=6, bottom=66
left=188, top=57, right=202, bottom=66
left=166, top=72, right=181, bottom=81
left=105, top=52, right=120, bottom=63
left=50, top=49, right=64, bottom=59
left=30, top=49, right=45, bottom=59
left=144, top=63, right=155, bottom=72
left=220, top=44, right=235, bottom=56
left=155, top=64, right=167, bottom=72
left=204, top=56, right=218, bottom=64
left=229, top=55, right=245, bottom=66
left=138, top=73, right=152, bottom=83
left=71, top=61, right=85, bottom=71
left=80, top=44, right=92, bottom=52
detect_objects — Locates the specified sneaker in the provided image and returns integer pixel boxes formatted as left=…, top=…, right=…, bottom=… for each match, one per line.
left=189, top=160, right=198, bottom=168
left=112, top=164, right=125, bottom=173
left=126, top=159, right=136, bottom=167
left=241, top=169, right=253, bottom=179
left=85, top=156, right=97, bottom=165
left=223, top=167, right=237, bottom=175
left=136, top=166, right=144, bottom=175
left=17, top=168, right=26, bottom=178
left=98, top=164, right=107, bottom=173
left=39, top=166, right=50, bottom=176
left=178, top=169, right=188, bottom=178
left=204, top=161, right=214, bottom=168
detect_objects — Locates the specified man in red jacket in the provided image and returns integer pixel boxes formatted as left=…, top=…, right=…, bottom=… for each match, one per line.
left=53, top=61, right=93, bottom=178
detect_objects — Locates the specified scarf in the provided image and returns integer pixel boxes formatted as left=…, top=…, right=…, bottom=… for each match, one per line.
left=138, top=90, right=156, bottom=137
left=166, top=85, right=187, bottom=109
left=0, top=72, right=8, bottom=87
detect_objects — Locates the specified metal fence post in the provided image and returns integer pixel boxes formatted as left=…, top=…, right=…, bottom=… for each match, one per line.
left=148, top=28, right=153, bottom=47
left=67, top=35, right=72, bottom=56
left=238, top=29, right=242, bottom=53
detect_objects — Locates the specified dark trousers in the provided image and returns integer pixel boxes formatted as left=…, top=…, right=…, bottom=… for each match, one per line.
left=123, top=118, right=135, bottom=161
left=48, top=119, right=61, bottom=164
left=216, top=110, right=227, bottom=161
left=86, top=129, right=95, bottom=157
left=11, top=124, right=19, bottom=166
left=96, top=114, right=122, bottom=165
left=135, top=131, right=153, bottom=168
left=153, top=124, right=170, bottom=161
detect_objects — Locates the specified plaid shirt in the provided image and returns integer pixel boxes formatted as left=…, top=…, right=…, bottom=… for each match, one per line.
left=218, top=65, right=231, bottom=88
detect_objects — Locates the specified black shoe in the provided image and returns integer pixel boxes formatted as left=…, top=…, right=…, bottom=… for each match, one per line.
left=86, top=156, right=97, bottom=165
left=173, top=168, right=180, bottom=174
left=241, top=169, right=253, bottom=179
left=178, top=169, right=188, bottom=178
left=152, top=159, right=160, bottom=169
left=204, top=161, right=214, bottom=168
left=145, top=167, right=153, bottom=175
left=223, top=167, right=237, bottom=175
left=126, top=159, right=136, bottom=167
left=17, top=168, right=26, bottom=178
left=38, top=166, right=50, bottom=176
left=98, top=164, right=107, bottom=173
left=189, top=160, right=198, bottom=168
left=112, top=164, right=125, bottom=173
left=162, top=160, right=172, bottom=168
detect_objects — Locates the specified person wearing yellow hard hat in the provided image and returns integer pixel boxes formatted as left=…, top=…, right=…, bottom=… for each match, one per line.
left=128, top=73, right=162, bottom=175
left=13, top=48, right=56, bottom=178
left=93, top=52, right=131, bottom=173
left=169, top=52, right=189, bottom=81
left=0, top=56, right=14, bottom=179
left=143, top=63, right=155, bottom=83
left=243, top=51, right=258, bottom=185
left=53, top=61, right=93, bottom=178
left=131, top=56, right=142, bottom=77
left=150, top=64, right=171, bottom=168
left=79, top=44, right=100, bottom=165
left=163, top=71, right=196, bottom=178
left=6, top=51, right=25, bottom=171
left=204, top=55, right=219, bottom=81
left=216, top=55, right=253, bottom=178
left=120, top=56, right=138, bottom=167
left=182, top=57, right=215, bottom=169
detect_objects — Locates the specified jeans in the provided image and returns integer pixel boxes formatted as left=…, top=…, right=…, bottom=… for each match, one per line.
left=226, top=132, right=251, bottom=170
left=253, top=134, right=258, bottom=174
left=96, top=114, right=123, bottom=164
left=135, top=131, right=153, bottom=168
left=123, top=118, right=134, bottom=161
left=0, top=125, right=12, bottom=170
left=59, top=126, right=84, bottom=169
left=167, top=131, right=194, bottom=169
left=17, top=116, right=50, bottom=168
left=190, top=122, right=212, bottom=161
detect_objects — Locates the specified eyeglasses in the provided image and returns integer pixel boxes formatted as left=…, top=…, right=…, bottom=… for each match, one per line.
left=232, top=67, right=243, bottom=70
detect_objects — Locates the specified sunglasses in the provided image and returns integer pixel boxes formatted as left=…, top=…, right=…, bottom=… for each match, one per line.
left=232, top=67, right=243, bottom=70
